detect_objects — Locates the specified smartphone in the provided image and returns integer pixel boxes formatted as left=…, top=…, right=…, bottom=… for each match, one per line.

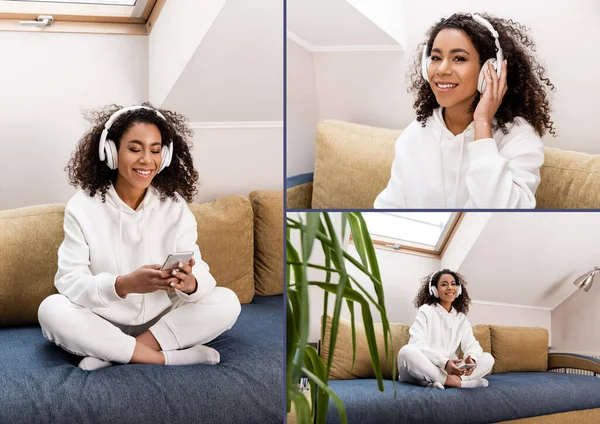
left=161, top=251, right=194, bottom=270
left=457, top=362, right=477, bottom=370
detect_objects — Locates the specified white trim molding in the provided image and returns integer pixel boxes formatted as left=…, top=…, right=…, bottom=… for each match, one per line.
left=471, top=300, right=552, bottom=312
left=189, top=121, right=283, bottom=130
left=287, top=31, right=403, bottom=53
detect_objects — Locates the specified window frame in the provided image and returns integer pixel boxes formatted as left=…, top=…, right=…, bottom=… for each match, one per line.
left=0, top=0, right=163, bottom=34
left=351, top=212, right=464, bottom=258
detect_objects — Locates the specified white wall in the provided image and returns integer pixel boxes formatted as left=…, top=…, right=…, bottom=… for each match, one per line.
left=162, top=0, right=283, bottom=123
left=191, top=127, right=283, bottom=203
left=314, top=51, right=411, bottom=129
left=286, top=40, right=320, bottom=177
left=148, top=0, right=227, bottom=107
left=0, top=32, right=148, bottom=210
left=552, top=283, right=600, bottom=355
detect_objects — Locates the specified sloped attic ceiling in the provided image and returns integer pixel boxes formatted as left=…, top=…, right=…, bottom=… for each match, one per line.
left=162, top=0, right=282, bottom=122
left=455, top=212, right=600, bottom=310
left=287, top=0, right=399, bottom=47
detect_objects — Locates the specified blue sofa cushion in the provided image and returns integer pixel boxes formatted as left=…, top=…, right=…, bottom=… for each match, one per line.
left=327, top=372, right=600, bottom=423
left=0, top=295, right=283, bottom=424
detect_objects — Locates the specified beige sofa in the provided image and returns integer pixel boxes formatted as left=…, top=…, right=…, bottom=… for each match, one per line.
left=313, top=316, right=600, bottom=423
left=287, top=120, right=600, bottom=209
left=0, top=191, right=283, bottom=325
left=0, top=191, right=284, bottom=423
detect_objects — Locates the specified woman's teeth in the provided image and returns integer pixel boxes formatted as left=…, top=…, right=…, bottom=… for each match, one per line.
left=135, top=170, right=151, bottom=175
left=437, top=83, right=458, bottom=89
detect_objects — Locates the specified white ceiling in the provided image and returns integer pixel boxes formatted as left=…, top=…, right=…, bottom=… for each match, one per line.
left=287, top=0, right=398, bottom=47
left=457, top=212, right=600, bottom=310
left=162, top=0, right=282, bottom=122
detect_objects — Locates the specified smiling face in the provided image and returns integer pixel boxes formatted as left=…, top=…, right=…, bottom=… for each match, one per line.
left=428, top=28, right=481, bottom=110
left=437, top=273, right=459, bottom=305
left=115, top=122, right=163, bottom=193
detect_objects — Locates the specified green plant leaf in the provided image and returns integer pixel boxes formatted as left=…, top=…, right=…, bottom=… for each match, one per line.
left=286, top=238, right=308, bottom=385
left=302, top=367, right=348, bottom=424
left=347, top=213, right=368, bottom=268
left=310, top=281, right=385, bottom=391
left=290, top=389, right=312, bottom=424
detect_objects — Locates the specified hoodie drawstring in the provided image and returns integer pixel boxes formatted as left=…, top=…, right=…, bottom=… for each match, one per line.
left=118, top=204, right=123, bottom=275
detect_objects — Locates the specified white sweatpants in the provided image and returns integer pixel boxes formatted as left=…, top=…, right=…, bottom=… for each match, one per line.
left=38, top=287, right=241, bottom=364
left=398, top=344, right=494, bottom=386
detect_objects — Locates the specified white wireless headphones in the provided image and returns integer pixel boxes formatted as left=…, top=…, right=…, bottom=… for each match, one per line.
left=421, top=13, right=504, bottom=94
left=429, top=271, right=462, bottom=299
left=98, top=105, right=174, bottom=173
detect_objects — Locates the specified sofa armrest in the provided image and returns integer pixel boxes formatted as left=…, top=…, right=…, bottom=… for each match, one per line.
left=548, top=353, right=600, bottom=376
left=286, top=173, right=314, bottom=209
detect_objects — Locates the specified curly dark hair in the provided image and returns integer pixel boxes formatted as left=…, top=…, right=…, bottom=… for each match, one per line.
left=410, top=12, right=556, bottom=137
left=65, top=102, right=199, bottom=203
left=414, top=269, right=471, bottom=314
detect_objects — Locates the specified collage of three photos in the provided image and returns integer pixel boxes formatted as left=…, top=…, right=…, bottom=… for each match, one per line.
left=0, top=1, right=599, bottom=423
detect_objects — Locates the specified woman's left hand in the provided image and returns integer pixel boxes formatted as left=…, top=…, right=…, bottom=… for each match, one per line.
left=463, top=355, right=477, bottom=376
left=167, top=257, right=198, bottom=294
left=473, top=60, right=508, bottom=125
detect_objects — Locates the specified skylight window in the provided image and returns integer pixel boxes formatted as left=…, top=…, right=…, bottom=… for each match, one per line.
left=358, top=212, right=461, bottom=255
left=0, top=0, right=159, bottom=33
left=8, top=1, right=136, bottom=5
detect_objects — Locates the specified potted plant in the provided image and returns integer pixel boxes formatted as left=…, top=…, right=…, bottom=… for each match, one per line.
left=286, top=212, right=395, bottom=424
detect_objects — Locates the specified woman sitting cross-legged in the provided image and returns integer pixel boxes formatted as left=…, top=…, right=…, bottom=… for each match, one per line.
left=398, top=269, right=494, bottom=389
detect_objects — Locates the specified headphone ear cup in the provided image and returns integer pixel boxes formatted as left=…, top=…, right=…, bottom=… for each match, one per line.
left=430, top=285, right=439, bottom=298
left=421, top=47, right=431, bottom=82
left=157, top=142, right=173, bottom=174
left=105, top=139, right=118, bottom=170
left=457, top=284, right=462, bottom=297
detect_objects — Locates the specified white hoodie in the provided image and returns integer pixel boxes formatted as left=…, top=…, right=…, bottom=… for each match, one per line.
left=408, top=303, right=483, bottom=369
left=374, top=108, right=545, bottom=209
left=55, top=184, right=216, bottom=325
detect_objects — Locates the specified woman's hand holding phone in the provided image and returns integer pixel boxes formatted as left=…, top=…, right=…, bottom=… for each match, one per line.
left=166, top=257, right=198, bottom=294
left=115, top=265, right=177, bottom=298
left=462, top=355, right=477, bottom=376
left=445, top=359, right=465, bottom=376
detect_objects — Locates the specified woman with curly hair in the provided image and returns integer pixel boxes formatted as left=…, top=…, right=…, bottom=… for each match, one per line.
left=398, top=269, right=494, bottom=389
left=37, top=104, right=241, bottom=371
left=375, top=12, right=555, bottom=209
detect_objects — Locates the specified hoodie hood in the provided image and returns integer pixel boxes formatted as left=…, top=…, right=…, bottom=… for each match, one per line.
left=106, top=184, right=161, bottom=273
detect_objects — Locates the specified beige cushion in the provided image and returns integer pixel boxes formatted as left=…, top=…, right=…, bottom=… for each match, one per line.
left=490, top=326, right=548, bottom=373
left=320, top=315, right=410, bottom=380
left=190, top=195, right=255, bottom=304
left=249, top=190, right=283, bottom=295
left=0, top=205, right=64, bottom=326
left=536, top=147, right=600, bottom=209
left=286, top=182, right=313, bottom=209
left=311, top=120, right=400, bottom=209
left=458, top=324, right=491, bottom=360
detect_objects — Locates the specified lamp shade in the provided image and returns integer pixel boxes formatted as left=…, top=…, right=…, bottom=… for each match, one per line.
left=572, top=267, right=600, bottom=292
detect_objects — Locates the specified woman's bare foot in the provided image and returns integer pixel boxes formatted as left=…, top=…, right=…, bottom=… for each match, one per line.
left=445, top=374, right=462, bottom=388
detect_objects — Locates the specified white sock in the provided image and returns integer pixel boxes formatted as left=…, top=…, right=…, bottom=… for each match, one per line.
left=78, top=356, right=113, bottom=371
left=426, top=381, right=445, bottom=390
left=461, top=378, right=489, bottom=388
left=162, top=345, right=220, bottom=366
